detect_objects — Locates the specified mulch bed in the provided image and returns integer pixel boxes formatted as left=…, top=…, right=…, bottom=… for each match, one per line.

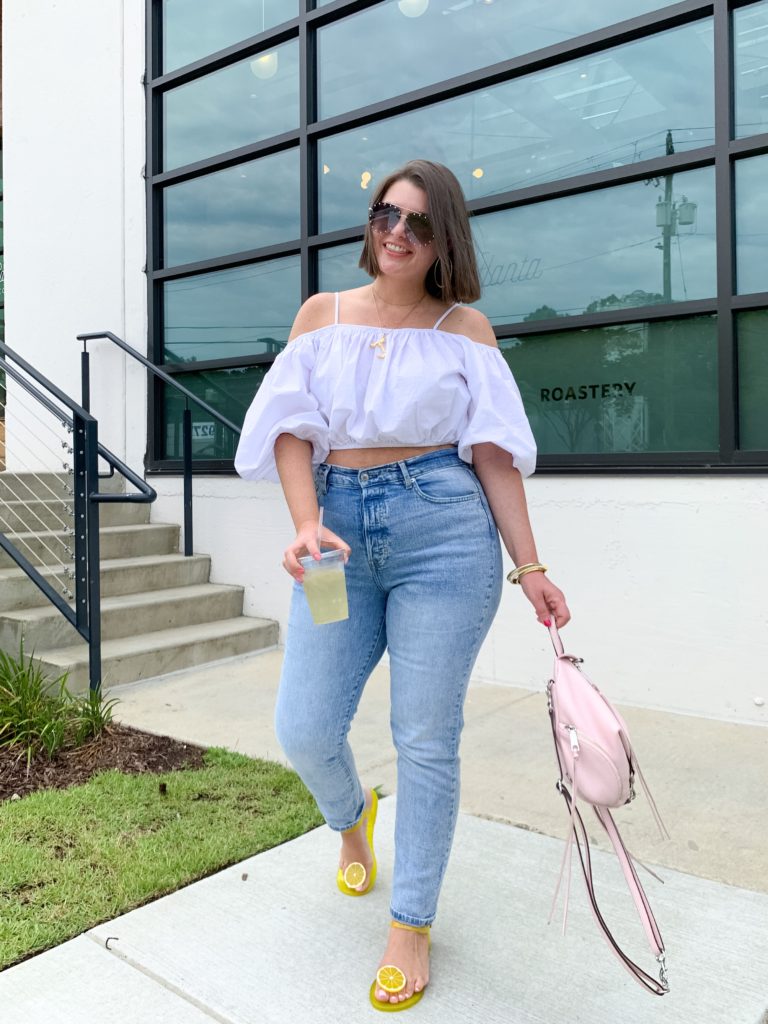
left=0, top=724, right=207, bottom=803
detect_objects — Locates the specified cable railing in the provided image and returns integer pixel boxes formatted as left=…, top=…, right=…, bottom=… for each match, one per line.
left=0, top=339, right=156, bottom=692
left=77, top=331, right=242, bottom=557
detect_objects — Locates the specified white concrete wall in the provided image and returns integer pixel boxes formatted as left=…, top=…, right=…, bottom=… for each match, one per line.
left=2, top=0, right=147, bottom=473
left=151, top=473, right=768, bottom=726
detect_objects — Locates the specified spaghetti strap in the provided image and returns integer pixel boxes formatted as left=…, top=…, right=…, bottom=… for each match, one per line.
left=334, top=292, right=340, bottom=325
left=433, top=303, right=460, bottom=330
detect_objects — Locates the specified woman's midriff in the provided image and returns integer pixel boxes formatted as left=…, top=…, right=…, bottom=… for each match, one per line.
left=326, top=444, right=457, bottom=469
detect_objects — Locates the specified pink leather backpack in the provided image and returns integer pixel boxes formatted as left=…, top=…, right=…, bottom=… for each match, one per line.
left=546, top=618, right=670, bottom=996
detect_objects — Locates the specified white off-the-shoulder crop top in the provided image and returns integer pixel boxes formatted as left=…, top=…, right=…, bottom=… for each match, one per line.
left=234, top=294, right=536, bottom=482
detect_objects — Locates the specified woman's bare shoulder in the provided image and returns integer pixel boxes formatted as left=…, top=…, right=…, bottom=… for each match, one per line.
left=288, top=292, right=336, bottom=341
left=440, top=305, right=498, bottom=348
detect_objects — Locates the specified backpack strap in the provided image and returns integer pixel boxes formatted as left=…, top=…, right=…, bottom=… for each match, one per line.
left=553, top=784, right=670, bottom=996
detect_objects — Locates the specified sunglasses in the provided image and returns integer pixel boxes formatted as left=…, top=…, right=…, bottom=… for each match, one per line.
left=368, top=201, right=435, bottom=247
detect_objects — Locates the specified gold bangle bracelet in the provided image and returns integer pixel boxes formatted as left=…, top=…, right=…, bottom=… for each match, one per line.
left=506, top=562, right=547, bottom=585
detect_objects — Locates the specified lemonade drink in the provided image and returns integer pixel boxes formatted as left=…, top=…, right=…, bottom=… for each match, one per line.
left=299, top=550, right=349, bottom=625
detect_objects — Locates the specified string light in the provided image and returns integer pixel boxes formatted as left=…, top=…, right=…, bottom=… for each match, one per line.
left=250, top=53, right=278, bottom=79
left=398, top=0, right=429, bottom=17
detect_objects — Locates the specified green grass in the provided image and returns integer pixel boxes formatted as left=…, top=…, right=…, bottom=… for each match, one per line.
left=0, top=748, right=323, bottom=970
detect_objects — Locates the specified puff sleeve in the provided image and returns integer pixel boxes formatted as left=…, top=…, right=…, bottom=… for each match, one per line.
left=458, top=344, right=537, bottom=477
left=234, top=338, right=330, bottom=482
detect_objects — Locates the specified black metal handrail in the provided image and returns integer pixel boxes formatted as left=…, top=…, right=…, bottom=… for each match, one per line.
left=0, top=339, right=156, bottom=692
left=77, top=330, right=242, bottom=556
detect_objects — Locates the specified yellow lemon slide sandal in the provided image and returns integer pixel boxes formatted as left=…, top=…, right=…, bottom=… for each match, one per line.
left=369, top=922, right=431, bottom=1012
left=336, top=789, right=378, bottom=896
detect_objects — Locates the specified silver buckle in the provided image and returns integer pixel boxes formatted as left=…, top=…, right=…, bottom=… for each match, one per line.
left=656, top=952, right=669, bottom=991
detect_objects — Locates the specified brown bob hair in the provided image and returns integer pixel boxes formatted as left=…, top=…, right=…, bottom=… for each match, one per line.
left=358, top=160, right=481, bottom=306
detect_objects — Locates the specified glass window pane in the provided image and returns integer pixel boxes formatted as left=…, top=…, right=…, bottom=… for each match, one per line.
left=472, top=165, right=715, bottom=325
left=162, top=366, right=269, bottom=460
left=735, top=154, right=768, bottom=296
left=502, top=314, right=718, bottom=455
left=317, top=241, right=370, bottom=293
left=163, top=256, right=300, bottom=363
left=319, top=21, right=714, bottom=232
left=318, top=0, right=683, bottom=120
left=164, top=149, right=300, bottom=267
left=734, top=0, right=768, bottom=139
left=737, top=309, right=768, bottom=450
left=162, top=0, right=297, bottom=74
left=163, top=41, right=299, bottom=171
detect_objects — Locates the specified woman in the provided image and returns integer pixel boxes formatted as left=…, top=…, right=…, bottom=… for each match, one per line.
left=235, top=159, right=570, bottom=1011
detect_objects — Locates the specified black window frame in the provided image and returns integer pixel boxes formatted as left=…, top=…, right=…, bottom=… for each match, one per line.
left=145, top=0, right=768, bottom=475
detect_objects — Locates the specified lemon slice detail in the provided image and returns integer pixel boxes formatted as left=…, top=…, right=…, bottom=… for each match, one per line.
left=343, top=862, right=367, bottom=888
left=376, top=965, right=406, bottom=994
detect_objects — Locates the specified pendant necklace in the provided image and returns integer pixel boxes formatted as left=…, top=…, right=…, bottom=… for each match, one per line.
left=370, top=285, right=427, bottom=359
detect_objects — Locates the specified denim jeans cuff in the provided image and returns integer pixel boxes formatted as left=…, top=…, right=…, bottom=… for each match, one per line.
left=390, top=910, right=435, bottom=928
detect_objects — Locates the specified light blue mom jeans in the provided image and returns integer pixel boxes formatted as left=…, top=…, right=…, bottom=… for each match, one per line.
left=274, top=449, right=502, bottom=927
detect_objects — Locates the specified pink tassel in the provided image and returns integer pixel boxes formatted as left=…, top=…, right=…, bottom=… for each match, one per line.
left=633, top=753, right=670, bottom=841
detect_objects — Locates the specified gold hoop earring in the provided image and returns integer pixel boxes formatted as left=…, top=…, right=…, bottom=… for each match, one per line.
left=434, top=256, right=453, bottom=293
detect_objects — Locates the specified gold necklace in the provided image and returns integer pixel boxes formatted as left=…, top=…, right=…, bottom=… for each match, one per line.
left=370, top=285, right=427, bottom=359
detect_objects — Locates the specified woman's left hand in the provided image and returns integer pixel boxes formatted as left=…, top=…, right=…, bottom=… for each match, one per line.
left=519, top=572, right=570, bottom=629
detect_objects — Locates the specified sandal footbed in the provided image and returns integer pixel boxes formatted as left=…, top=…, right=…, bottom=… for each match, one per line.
left=369, top=981, right=425, bottom=1012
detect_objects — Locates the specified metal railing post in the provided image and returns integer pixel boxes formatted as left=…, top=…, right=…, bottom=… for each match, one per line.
left=84, top=417, right=102, bottom=693
left=73, top=412, right=90, bottom=635
left=81, top=347, right=91, bottom=412
left=182, top=404, right=193, bottom=557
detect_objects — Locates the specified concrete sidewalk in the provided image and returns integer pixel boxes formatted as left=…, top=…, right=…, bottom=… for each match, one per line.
left=111, top=647, right=768, bottom=894
left=2, top=649, right=767, bottom=1023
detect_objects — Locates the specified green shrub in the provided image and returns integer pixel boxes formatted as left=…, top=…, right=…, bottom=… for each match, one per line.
left=0, top=643, right=117, bottom=765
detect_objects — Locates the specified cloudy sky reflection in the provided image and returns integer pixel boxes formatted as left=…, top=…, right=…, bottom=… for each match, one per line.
left=163, top=257, right=300, bottom=363
left=474, top=166, right=715, bottom=324
left=319, top=0, right=684, bottom=120
left=164, top=149, right=300, bottom=268
left=319, top=19, right=714, bottom=232
left=163, top=0, right=296, bottom=74
left=736, top=154, right=768, bottom=296
left=163, top=40, right=299, bottom=171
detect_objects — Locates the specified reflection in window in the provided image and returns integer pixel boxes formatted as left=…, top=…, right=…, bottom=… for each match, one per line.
left=472, top=165, right=715, bottom=324
left=317, top=242, right=370, bottom=295
left=162, top=365, right=269, bottom=460
left=319, top=20, right=714, bottom=231
left=164, top=149, right=300, bottom=267
left=502, top=315, right=718, bottom=455
left=162, top=0, right=298, bottom=74
left=734, top=0, right=768, bottom=139
left=163, top=40, right=299, bottom=170
left=735, top=155, right=768, bottom=296
left=163, top=256, right=300, bottom=363
left=318, top=0, right=683, bottom=120
left=737, top=309, right=768, bottom=450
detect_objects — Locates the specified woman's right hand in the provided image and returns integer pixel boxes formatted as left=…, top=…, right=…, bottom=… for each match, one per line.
left=282, top=519, right=352, bottom=582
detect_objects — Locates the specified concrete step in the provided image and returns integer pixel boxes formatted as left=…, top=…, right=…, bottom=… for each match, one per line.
left=0, top=522, right=179, bottom=569
left=38, top=617, right=279, bottom=692
left=0, top=498, right=149, bottom=533
left=0, top=553, right=212, bottom=612
left=0, top=583, right=245, bottom=651
left=0, top=471, right=124, bottom=500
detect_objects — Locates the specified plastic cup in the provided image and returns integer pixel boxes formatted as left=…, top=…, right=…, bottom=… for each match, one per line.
left=298, top=549, right=349, bottom=625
